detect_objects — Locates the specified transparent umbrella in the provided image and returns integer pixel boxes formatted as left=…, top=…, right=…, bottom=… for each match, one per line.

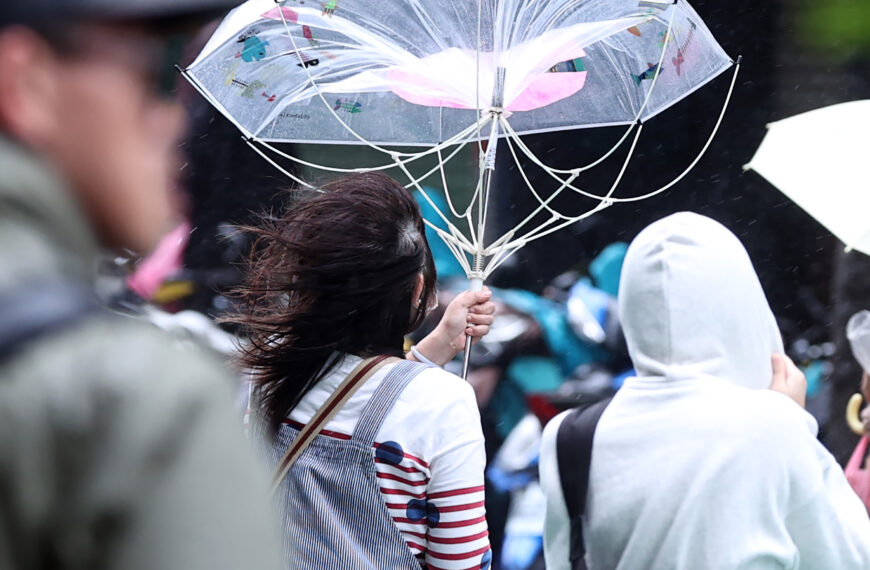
left=184, top=0, right=739, bottom=374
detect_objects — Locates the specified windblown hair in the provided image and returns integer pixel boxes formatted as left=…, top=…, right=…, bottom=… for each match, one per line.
left=227, top=173, right=436, bottom=434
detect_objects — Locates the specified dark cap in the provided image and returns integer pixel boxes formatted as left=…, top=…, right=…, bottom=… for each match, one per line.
left=0, top=0, right=240, bottom=28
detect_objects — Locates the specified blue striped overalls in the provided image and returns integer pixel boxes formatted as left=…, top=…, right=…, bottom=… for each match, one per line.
left=270, top=360, right=427, bottom=569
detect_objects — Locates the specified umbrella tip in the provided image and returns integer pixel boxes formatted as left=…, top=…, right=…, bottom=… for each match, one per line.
left=741, top=163, right=752, bottom=172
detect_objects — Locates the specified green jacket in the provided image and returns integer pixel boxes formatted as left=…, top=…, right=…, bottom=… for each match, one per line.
left=0, top=136, right=281, bottom=570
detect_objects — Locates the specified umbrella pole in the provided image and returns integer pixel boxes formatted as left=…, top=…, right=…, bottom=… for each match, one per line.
left=461, top=261, right=485, bottom=380
left=462, top=73, right=504, bottom=380
left=460, top=141, right=496, bottom=380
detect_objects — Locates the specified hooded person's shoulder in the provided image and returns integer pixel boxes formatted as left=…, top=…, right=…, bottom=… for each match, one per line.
left=738, top=388, right=820, bottom=438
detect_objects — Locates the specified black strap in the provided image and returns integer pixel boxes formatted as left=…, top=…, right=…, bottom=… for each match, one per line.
left=0, top=279, right=99, bottom=362
left=556, top=397, right=613, bottom=570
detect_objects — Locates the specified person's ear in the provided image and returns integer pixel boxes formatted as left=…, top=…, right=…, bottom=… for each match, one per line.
left=0, top=27, right=60, bottom=147
left=412, top=273, right=425, bottom=306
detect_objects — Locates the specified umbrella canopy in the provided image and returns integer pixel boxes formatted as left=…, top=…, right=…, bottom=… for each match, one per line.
left=746, top=100, right=870, bottom=256
left=186, top=0, right=732, bottom=145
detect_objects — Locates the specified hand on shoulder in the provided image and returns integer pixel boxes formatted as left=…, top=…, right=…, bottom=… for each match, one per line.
left=770, top=353, right=807, bottom=409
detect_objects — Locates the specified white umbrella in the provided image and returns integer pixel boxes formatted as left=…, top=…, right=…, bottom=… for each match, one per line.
left=745, top=99, right=870, bottom=256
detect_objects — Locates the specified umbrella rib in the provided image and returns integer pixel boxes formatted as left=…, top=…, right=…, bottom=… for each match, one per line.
left=498, top=114, right=642, bottom=227
left=243, top=138, right=319, bottom=191
left=508, top=57, right=742, bottom=206
left=609, top=57, right=742, bottom=202
left=426, top=222, right=474, bottom=275
left=392, top=154, right=476, bottom=252
left=500, top=112, right=643, bottom=248
left=435, top=146, right=479, bottom=243
left=247, top=116, right=487, bottom=175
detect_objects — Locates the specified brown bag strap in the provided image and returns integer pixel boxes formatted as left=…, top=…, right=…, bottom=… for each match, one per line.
left=270, top=354, right=398, bottom=495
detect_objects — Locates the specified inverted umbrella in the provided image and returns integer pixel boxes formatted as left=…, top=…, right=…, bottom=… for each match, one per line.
left=184, top=0, right=739, bottom=374
left=745, top=99, right=870, bottom=256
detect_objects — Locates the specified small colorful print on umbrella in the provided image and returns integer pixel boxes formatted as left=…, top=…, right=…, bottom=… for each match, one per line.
left=672, top=21, right=698, bottom=76
left=632, top=62, right=663, bottom=85
left=333, top=98, right=362, bottom=113
left=236, top=33, right=270, bottom=62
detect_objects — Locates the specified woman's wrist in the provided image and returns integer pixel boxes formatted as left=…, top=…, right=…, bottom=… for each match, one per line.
left=411, top=325, right=458, bottom=367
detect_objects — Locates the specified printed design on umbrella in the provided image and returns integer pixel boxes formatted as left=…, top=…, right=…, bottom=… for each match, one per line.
left=657, top=30, right=670, bottom=48
left=230, top=78, right=267, bottom=99
left=261, top=8, right=332, bottom=59
left=237, top=31, right=270, bottom=62
left=294, top=50, right=320, bottom=68
left=322, top=0, right=339, bottom=16
left=672, top=20, right=698, bottom=76
left=632, top=62, right=664, bottom=85
left=334, top=98, right=362, bottom=113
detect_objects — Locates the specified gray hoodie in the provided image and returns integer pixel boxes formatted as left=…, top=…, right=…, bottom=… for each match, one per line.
left=541, top=212, right=870, bottom=570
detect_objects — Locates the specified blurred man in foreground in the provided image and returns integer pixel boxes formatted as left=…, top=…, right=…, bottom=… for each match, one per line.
left=0, top=2, right=280, bottom=568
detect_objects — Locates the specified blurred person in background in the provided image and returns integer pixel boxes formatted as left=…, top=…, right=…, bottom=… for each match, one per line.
left=0, top=2, right=281, bottom=569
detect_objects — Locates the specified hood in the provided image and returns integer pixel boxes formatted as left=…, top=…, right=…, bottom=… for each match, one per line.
left=618, top=212, right=783, bottom=390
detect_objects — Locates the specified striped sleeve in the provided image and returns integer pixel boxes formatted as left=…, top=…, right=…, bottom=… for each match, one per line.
left=423, top=384, right=492, bottom=570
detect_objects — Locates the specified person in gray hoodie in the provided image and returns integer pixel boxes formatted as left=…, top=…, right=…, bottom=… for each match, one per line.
left=540, top=212, right=870, bottom=570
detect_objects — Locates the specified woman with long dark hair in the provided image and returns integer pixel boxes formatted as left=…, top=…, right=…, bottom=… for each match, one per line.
left=231, top=173, right=495, bottom=570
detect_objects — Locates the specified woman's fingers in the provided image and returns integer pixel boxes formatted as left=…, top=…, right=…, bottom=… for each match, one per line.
left=466, top=324, right=490, bottom=338
left=468, top=300, right=496, bottom=316
left=466, top=312, right=494, bottom=327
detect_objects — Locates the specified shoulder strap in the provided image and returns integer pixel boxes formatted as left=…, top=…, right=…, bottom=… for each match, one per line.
left=270, top=354, right=399, bottom=494
left=0, top=279, right=98, bottom=362
left=351, top=359, right=429, bottom=446
left=556, top=397, right=613, bottom=570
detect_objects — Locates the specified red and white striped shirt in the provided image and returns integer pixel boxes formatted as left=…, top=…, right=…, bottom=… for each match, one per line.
left=284, top=355, right=492, bottom=570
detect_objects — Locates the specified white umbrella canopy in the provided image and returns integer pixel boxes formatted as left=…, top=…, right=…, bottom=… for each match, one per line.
left=746, top=100, right=870, bottom=256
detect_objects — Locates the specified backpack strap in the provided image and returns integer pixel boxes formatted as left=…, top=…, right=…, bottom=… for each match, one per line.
left=0, top=279, right=98, bottom=362
left=556, top=397, right=613, bottom=570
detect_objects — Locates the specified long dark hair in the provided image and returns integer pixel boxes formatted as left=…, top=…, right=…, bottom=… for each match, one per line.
left=227, top=173, right=437, bottom=434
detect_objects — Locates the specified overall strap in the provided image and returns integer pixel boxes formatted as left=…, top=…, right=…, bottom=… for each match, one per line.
left=351, top=360, right=430, bottom=447
left=270, top=354, right=398, bottom=495
left=556, top=397, right=613, bottom=570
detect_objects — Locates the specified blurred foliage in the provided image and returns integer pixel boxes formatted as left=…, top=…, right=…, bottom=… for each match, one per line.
left=795, top=0, right=870, bottom=60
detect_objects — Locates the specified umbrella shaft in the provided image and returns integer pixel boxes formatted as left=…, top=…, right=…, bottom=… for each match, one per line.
left=461, top=276, right=484, bottom=380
